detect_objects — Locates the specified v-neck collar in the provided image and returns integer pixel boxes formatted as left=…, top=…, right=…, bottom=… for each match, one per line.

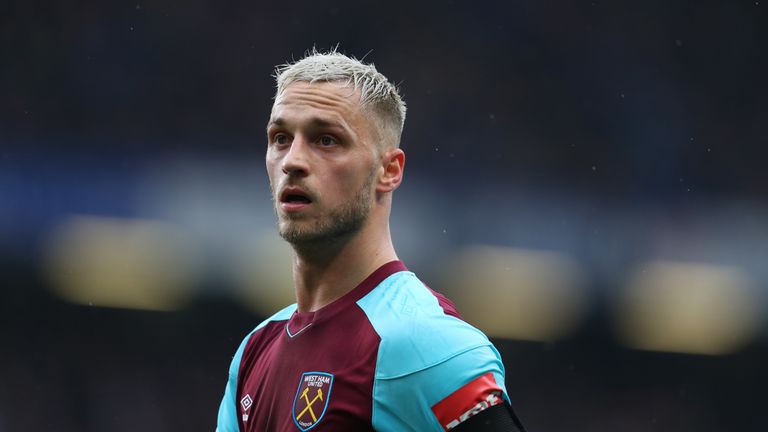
left=285, top=260, right=407, bottom=337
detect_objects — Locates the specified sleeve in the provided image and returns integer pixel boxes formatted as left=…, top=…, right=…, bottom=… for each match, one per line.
left=371, top=344, right=513, bottom=432
left=216, top=335, right=250, bottom=432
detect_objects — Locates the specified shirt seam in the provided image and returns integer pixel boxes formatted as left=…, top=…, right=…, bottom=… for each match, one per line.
left=374, top=342, right=492, bottom=380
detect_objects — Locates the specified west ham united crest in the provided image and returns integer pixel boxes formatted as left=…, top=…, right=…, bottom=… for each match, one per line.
left=292, top=371, right=334, bottom=431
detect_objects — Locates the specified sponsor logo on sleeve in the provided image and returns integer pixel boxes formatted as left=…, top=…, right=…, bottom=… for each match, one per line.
left=292, top=371, right=334, bottom=431
left=431, top=372, right=504, bottom=431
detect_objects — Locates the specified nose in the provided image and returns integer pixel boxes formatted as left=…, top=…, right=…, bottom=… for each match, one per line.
left=280, top=136, right=310, bottom=177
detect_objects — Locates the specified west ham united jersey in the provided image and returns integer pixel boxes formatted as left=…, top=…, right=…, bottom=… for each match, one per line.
left=217, top=261, right=511, bottom=432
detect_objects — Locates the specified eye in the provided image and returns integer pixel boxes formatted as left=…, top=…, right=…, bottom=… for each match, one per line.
left=319, top=135, right=337, bottom=146
left=273, top=133, right=289, bottom=145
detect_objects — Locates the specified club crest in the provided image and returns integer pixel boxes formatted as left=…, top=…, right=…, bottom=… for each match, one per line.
left=292, top=371, right=334, bottom=431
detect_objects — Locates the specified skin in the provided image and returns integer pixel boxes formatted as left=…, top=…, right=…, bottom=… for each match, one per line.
left=266, top=81, right=405, bottom=313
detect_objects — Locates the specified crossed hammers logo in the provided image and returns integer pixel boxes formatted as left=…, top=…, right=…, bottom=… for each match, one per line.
left=296, top=386, right=324, bottom=423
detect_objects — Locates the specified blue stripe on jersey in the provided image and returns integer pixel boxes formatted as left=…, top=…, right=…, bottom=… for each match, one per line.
left=356, top=271, right=509, bottom=431
left=216, top=304, right=297, bottom=432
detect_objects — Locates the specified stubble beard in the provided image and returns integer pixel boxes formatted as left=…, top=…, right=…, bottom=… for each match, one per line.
left=274, top=170, right=375, bottom=248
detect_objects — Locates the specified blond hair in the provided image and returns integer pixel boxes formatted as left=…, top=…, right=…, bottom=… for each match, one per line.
left=274, top=48, right=406, bottom=148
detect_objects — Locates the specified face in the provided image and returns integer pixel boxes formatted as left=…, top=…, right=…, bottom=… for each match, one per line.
left=266, top=81, right=379, bottom=246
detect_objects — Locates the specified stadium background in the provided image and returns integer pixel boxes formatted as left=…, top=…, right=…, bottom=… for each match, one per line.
left=2, top=1, right=767, bottom=430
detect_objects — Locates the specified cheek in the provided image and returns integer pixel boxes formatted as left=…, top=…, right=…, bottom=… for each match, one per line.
left=341, top=165, right=375, bottom=195
left=265, top=153, right=280, bottom=175
left=315, top=167, right=356, bottom=201
left=338, top=161, right=368, bottom=184
left=265, top=163, right=279, bottom=189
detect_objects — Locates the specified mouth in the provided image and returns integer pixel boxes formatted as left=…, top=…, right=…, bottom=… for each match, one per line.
left=279, top=187, right=313, bottom=211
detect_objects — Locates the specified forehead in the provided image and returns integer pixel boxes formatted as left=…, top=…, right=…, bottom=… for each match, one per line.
left=270, top=81, right=363, bottom=125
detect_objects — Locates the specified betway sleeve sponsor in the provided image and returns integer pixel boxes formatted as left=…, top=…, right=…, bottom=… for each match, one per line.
left=431, top=372, right=503, bottom=431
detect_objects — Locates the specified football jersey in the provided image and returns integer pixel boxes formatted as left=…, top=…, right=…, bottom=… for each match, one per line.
left=217, top=261, right=511, bottom=431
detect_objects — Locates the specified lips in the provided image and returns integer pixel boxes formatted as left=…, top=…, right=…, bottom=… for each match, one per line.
left=279, top=186, right=313, bottom=212
left=280, top=187, right=312, bottom=204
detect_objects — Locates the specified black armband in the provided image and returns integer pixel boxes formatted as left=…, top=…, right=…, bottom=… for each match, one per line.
left=451, top=402, right=527, bottom=432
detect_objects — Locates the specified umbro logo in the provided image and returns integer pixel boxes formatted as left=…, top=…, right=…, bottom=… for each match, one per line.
left=241, top=394, right=253, bottom=411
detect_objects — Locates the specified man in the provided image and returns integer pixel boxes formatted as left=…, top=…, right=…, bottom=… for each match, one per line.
left=217, top=49, right=526, bottom=431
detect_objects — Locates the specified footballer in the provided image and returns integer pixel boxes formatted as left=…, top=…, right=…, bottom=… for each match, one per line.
left=217, top=49, right=527, bottom=432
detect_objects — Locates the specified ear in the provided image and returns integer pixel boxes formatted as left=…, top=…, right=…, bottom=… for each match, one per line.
left=376, top=148, right=405, bottom=193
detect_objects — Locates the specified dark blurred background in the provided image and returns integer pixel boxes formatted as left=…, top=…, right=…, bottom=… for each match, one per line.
left=2, top=0, right=767, bottom=430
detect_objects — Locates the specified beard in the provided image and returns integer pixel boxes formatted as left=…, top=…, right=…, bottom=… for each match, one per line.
left=274, top=170, right=375, bottom=247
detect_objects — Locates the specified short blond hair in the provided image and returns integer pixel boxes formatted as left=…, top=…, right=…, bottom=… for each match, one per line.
left=274, top=49, right=406, bottom=148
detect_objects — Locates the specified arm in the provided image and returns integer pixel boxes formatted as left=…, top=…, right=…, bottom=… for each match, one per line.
left=451, top=402, right=527, bottom=432
left=372, top=345, right=527, bottom=431
left=216, top=336, right=250, bottom=432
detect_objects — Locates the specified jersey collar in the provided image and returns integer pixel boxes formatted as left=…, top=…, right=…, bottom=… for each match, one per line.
left=286, top=260, right=407, bottom=336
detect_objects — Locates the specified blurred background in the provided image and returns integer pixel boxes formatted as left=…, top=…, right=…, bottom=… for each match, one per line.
left=2, top=0, right=767, bottom=430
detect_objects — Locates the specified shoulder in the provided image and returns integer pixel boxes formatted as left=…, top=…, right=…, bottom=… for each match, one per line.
left=218, top=305, right=297, bottom=431
left=239, top=303, right=297, bottom=349
left=356, top=271, right=509, bottom=431
left=230, top=303, right=297, bottom=368
left=355, top=270, right=494, bottom=379
left=252, top=303, right=297, bottom=333
left=370, top=345, right=508, bottom=432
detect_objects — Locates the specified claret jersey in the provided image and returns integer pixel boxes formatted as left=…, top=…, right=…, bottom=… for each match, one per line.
left=217, top=261, right=511, bottom=432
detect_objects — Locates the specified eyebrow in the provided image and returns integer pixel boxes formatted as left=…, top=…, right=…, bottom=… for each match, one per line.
left=266, top=117, right=347, bottom=131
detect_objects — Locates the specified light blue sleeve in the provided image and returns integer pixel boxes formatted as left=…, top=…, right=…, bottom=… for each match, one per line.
left=372, top=345, right=508, bottom=432
left=216, top=304, right=297, bottom=432
left=355, top=271, right=509, bottom=432
left=216, top=335, right=250, bottom=432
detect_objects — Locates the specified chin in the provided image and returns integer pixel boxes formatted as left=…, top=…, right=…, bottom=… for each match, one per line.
left=279, top=221, right=317, bottom=241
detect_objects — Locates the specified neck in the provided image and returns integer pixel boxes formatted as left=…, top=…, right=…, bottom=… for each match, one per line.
left=291, top=221, right=398, bottom=313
